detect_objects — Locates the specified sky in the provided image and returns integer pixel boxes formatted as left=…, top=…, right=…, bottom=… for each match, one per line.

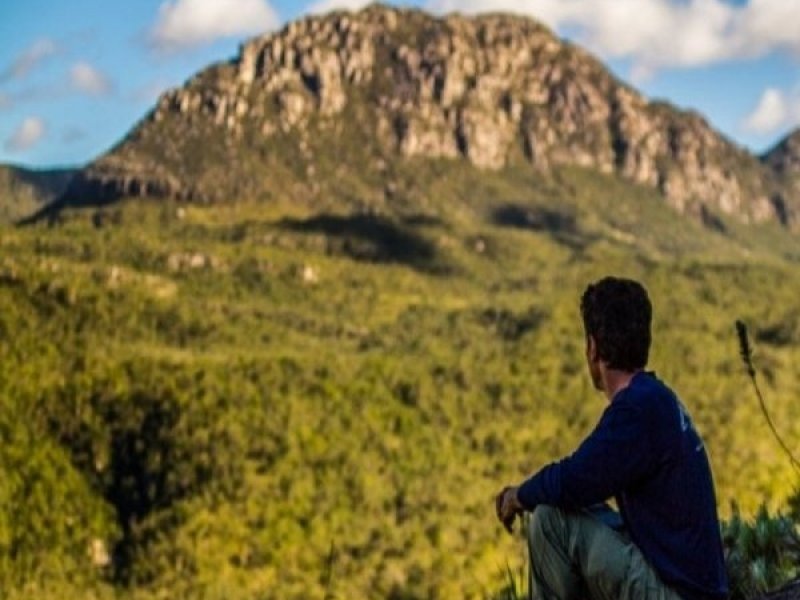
left=0, top=0, right=798, bottom=168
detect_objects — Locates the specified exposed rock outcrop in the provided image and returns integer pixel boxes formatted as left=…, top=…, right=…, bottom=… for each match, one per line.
left=57, top=4, right=797, bottom=228
left=764, top=129, right=800, bottom=177
left=761, top=130, right=800, bottom=227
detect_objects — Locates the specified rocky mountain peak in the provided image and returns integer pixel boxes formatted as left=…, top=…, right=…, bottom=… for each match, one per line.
left=764, top=129, right=800, bottom=177
left=57, top=3, right=795, bottom=228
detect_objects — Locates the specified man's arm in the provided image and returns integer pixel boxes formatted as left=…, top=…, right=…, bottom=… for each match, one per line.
left=516, top=395, right=656, bottom=510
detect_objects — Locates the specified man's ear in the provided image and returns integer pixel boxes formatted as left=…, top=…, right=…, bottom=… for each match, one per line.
left=587, top=335, right=599, bottom=362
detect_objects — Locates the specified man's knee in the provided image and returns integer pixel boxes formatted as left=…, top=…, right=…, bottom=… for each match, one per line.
left=528, top=504, right=565, bottom=546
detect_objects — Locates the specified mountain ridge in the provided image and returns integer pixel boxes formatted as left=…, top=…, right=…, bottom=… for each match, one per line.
left=0, top=164, right=76, bottom=223
left=764, top=130, right=800, bottom=176
left=52, top=3, right=797, bottom=229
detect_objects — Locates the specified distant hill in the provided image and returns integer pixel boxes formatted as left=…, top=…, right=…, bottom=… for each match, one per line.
left=54, top=4, right=796, bottom=229
left=764, top=130, right=800, bottom=177
left=0, top=164, right=76, bottom=223
left=762, top=130, right=800, bottom=226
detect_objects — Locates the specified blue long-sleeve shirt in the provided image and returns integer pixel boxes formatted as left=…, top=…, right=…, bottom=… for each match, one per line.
left=518, top=371, right=728, bottom=600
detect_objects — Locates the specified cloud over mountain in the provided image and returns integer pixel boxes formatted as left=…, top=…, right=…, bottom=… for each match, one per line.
left=69, top=62, right=114, bottom=96
left=425, top=0, right=800, bottom=77
left=743, top=87, right=800, bottom=136
left=4, top=117, right=46, bottom=152
left=0, top=38, right=58, bottom=83
left=307, top=0, right=372, bottom=15
left=150, top=0, right=279, bottom=50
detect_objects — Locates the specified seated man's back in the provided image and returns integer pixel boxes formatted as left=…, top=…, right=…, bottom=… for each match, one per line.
left=495, top=277, right=728, bottom=600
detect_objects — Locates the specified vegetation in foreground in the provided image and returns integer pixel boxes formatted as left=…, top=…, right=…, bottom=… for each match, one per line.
left=2, top=164, right=800, bottom=598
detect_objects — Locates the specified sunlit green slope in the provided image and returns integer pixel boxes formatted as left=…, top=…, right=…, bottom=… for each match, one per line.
left=2, top=164, right=799, bottom=599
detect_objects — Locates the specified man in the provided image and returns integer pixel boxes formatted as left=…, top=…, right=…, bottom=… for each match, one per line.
left=496, top=277, right=728, bottom=600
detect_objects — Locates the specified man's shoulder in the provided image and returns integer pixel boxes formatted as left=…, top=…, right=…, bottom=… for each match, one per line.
left=627, top=371, right=677, bottom=401
left=615, top=372, right=681, bottom=420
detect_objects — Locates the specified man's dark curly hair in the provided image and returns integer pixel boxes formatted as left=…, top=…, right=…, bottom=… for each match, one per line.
left=580, top=277, right=652, bottom=371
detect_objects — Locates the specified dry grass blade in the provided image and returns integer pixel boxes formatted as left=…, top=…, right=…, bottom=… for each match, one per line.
left=735, top=320, right=800, bottom=474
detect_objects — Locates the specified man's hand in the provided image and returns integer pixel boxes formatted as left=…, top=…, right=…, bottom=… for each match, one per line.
left=495, top=485, right=524, bottom=534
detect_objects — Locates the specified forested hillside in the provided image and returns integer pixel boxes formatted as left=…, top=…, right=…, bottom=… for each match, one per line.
left=3, top=161, right=800, bottom=599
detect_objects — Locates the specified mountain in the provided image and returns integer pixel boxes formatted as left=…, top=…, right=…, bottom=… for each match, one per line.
left=5, top=6, right=800, bottom=600
left=55, top=4, right=795, bottom=229
left=761, top=129, right=800, bottom=226
left=0, top=164, right=76, bottom=223
left=764, top=129, right=800, bottom=177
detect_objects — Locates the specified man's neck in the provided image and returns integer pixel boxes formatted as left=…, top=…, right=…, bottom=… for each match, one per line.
left=603, top=368, right=642, bottom=402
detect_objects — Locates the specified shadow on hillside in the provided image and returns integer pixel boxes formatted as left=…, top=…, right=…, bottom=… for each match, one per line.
left=18, top=174, right=122, bottom=225
left=277, top=213, right=447, bottom=272
left=491, top=203, right=594, bottom=251
left=13, top=167, right=77, bottom=199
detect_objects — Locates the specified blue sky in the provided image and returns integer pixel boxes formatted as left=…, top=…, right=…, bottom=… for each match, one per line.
left=0, top=0, right=798, bottom=168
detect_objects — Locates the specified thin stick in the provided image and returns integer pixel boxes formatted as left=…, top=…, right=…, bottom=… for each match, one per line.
left=735, top=320, right=800, bottom=474
left=322, top=541, right=337, bottom=600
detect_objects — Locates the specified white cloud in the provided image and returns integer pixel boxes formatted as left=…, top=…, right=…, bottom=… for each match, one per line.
left=69, top=62, right=113, bottom=96
left=425, top=0, right=800, bottom=77
left=742, top=87, right=800, bottom=135
left=0, top=38, right=58, bottom=83
left=62, top=127, right=87, bottom=144
left=150, top=0, right=279, bottom=50
left=4, top=117, right=46, bottom=152
left=733, top=0, right=800, bottom=58
left=307, top=0, right=372, bottom=15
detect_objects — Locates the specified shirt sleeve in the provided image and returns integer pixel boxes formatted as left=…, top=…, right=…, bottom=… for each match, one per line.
left=517, top=394, right=656, bottom=510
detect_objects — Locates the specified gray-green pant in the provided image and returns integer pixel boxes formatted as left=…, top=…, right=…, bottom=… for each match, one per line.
left=527, top=505, right=683, bottom=600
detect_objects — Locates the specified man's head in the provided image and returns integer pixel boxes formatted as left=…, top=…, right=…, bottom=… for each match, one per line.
left=580, top=277, right=652, bottom=390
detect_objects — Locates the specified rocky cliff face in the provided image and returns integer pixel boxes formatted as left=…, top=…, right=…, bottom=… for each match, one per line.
left=60, top=4, right=796, bottom=228
left=761, top=130, right=800, bottom=227
left=764, top=131, right=800, bottom=177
